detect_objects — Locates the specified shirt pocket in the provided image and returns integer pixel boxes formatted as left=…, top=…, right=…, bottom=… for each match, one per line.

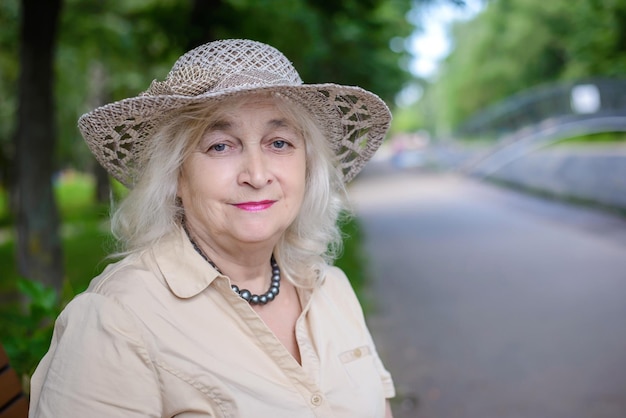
left=339, top=345, right=372, bottom=364
left=338, top=345, right=380, bottom=388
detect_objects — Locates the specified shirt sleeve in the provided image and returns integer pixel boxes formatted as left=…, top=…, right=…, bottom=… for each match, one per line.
left=327, top=266, right=396, bottom=399
left=29, top=292, right=162, bottom=418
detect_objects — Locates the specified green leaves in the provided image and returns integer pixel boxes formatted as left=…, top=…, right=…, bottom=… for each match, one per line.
left=1, top=278, right=60, bottom=381
left=16, top=278, right=58, bottom=316
left=431, top=0, right=626, bottom=133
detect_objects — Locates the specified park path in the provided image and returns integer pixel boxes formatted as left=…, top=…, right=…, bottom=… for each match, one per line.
left=347, top=168, right=626, bottom=418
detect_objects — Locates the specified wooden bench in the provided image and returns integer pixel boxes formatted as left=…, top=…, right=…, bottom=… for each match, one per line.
left=0, top=344, right=28, bottom=418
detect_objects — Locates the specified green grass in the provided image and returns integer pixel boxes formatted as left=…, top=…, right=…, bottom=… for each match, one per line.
left=453, top=131, right=626, bottom=148
left=336, top=214, right=370, bottom=305
left=551, top=131, right=626, bottom=147
left=0, top=172, right=113, bottom=297
left=337, top=217, right=365, bottom=286
left=0, top=172, right=113, bottom=379
left=0, top=172, right=369, bottom=381
left=54, top=171, right=97, bottom=217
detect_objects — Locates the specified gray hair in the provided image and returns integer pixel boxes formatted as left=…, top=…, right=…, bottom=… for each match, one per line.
left=110, top=92, right=350, bottom=286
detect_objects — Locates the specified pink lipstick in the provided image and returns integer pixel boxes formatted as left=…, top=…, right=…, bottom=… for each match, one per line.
left=233, top=200, right=275, bottom=212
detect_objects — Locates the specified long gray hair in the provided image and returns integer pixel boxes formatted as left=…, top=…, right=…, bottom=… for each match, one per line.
left=110, top=92, right=350, bottom=286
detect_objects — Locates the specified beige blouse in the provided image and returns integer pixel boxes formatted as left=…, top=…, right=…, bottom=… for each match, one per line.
left=29, top=228, right=395, bottom=417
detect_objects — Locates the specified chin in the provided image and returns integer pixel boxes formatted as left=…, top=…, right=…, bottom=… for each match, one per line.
left=232, top=226, right=287, bottom=245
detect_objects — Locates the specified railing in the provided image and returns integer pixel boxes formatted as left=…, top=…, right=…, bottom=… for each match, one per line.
left=456, top=77, right=626, bottom=142
left=455, top=78, right=626, bottom=175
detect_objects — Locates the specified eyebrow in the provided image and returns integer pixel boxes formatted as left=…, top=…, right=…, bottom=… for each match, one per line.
left=207, top=120, right=232, bottom=131
left=268, top=118, right=289, bottom=127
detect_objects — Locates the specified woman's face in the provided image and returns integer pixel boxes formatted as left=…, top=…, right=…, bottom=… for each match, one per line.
left=178, top=97, right=307, bottom=251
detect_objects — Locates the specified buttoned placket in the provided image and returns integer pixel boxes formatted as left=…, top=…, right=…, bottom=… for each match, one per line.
left=212, top=276, right=335, bottom=417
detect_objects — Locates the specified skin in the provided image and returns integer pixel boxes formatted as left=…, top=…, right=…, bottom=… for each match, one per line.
left=178, top=97, right=307, bottom=292
left=178, top=96, right=306, bottom=359
left=385, top=400, right=393, bottom=418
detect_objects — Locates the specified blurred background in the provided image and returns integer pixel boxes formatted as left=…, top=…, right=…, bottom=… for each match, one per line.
left=2, top=0, right=626, bottom=417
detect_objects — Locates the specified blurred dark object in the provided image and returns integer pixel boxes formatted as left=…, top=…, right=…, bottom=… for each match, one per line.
left=0, top=344, right=28, bottom=418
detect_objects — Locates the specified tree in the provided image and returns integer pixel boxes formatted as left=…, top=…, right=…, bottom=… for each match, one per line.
left=563, top=0, right=626, bottom=78
left=7, top=0, right=447, bottom=295
left=0, top=0, right=20, bottom=210
left=433, top=0, right=571, bottom=132
left=428, top=0, right=626, bottom=134
left=14, top=0, right=64, bottom=293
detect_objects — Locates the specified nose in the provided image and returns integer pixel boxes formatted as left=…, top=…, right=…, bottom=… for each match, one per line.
left=238, top=148, right=272, bottom=188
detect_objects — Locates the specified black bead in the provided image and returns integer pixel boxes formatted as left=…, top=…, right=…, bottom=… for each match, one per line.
left=213, top=255, right=280, bottom=305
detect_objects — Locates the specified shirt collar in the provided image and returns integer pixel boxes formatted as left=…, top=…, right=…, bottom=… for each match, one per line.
left=151, top=226, right=222, bottom=299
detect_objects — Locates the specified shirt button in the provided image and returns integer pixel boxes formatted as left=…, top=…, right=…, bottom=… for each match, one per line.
left=354, top=348, right=362, bottom=358
left=310, top=393, right=323, bottom=406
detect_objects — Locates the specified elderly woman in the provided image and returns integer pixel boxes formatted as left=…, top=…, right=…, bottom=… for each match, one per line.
left=29, top=39, right=394, bottom=417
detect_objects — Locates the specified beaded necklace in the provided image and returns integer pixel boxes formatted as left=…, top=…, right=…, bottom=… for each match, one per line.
left=182, top=223, right=281, bottom=305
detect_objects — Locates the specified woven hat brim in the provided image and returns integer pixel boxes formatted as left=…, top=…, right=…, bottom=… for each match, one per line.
left=78, top=83, right=390, bottom=187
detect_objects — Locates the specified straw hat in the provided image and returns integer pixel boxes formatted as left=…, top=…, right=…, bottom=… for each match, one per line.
left=78, top=39, right=391, bottom=187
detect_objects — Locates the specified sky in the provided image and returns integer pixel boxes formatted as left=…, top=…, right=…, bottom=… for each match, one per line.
left=395, top=0, right=484, bottom=107
left=408, top=0, right=484, bottom=79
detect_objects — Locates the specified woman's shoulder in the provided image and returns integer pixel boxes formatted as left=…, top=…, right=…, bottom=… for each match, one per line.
left=317, top=265, right=362, bottom=310
left=83, top=251, right=164, bottom=306
left=85, top=229, right=187, bottom=297
left=309, top=264, right=372, bottom=339
left=320, top=265, right=352, bottom=290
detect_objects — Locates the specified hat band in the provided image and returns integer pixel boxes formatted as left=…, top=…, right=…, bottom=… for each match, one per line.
left=143, top=67, right=301, bottom=98
left=215, top=69, right=301, bottom=90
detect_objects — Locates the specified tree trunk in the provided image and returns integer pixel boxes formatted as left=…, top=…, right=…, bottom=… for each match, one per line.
left=187, top=0, right=223, bottom=49
left=94, top=163, right=111, bottom=204
left=86, top=61, right=111, bottom=204
left=14, top=0, right=64, bottom=293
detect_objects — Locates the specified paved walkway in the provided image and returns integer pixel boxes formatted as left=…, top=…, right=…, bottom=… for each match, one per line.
left=347, top=168, right=626, bottom=418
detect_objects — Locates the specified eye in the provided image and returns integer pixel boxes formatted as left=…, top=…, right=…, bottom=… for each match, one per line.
left=210, top=143, right=227, bottom=152
left=272, top=139, right=294, bottom=150
left=272, top=140, right=286, bottom=149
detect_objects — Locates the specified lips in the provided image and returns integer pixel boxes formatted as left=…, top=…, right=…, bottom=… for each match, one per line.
left=233, top=200, right=276, bottom=212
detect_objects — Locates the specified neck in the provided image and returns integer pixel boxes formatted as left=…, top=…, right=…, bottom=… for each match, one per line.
left=182, top=223, right=277, bottom=291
